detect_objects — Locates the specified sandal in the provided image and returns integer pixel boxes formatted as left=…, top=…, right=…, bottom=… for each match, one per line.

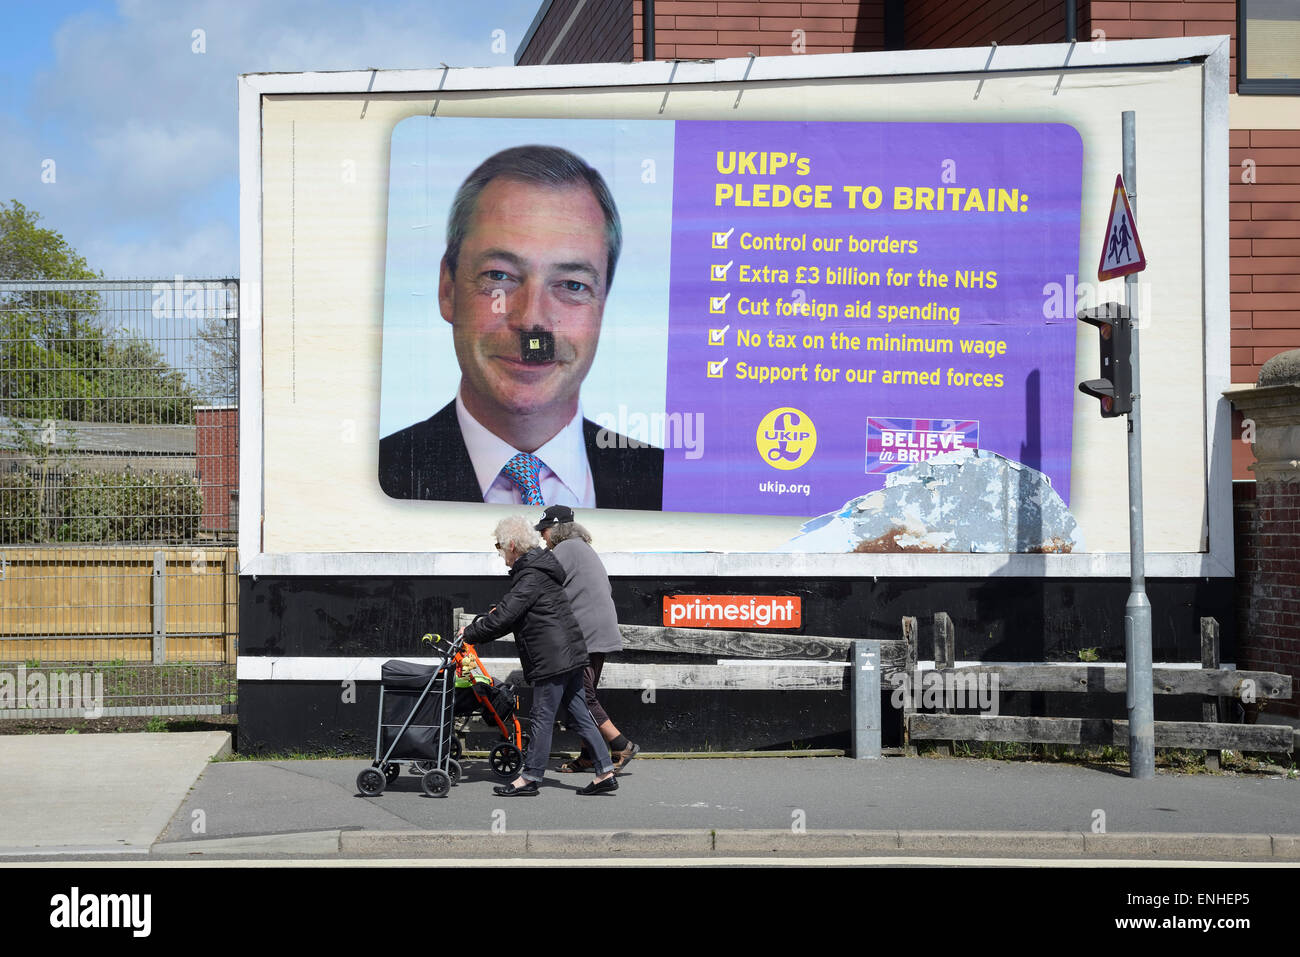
left=557, top=755, right=595, bottom=773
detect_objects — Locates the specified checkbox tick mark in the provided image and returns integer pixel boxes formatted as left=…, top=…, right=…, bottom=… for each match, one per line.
left=711, top=260, right=734, bottom=281
left=708, top=324, right=730, bottom=345
left=712, top=227, right=735, bottom=249
left=709, top=293, right=731, bottom=314
left=707, top=357, right=729, bottom=378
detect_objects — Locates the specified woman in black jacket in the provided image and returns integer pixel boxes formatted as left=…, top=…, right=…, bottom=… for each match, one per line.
left=459, top=516, right=617, bottom=796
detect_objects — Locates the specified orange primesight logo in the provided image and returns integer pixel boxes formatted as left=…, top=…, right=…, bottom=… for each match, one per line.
left=663, top=594, right=802, bottom=629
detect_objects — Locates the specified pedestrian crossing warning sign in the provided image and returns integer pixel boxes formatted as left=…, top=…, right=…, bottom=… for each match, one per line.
left=1098, top=173, right=1146, bottom=281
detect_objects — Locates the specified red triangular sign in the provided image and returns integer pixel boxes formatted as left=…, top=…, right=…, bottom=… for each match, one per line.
left=1098, top=174, right=1146, bottom=281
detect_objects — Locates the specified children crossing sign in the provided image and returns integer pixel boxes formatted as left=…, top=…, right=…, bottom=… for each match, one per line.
left=1098, top=173, right=1146, bottom=281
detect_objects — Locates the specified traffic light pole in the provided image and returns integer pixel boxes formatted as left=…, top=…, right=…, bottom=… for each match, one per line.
left=1122, top=111, right=1155, bottom=780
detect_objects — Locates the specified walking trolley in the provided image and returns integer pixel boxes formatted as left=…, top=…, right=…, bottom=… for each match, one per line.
left=356, top=634, right=462, bottom=798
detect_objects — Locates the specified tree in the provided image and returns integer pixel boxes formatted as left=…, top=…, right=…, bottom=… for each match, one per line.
left=190, top=311, right=239, bottom=405
left=0, top=199, right=196, bottom=426
left=1, top=201, right=202, bottom=545
left=0, top=199, right=98, bottom=281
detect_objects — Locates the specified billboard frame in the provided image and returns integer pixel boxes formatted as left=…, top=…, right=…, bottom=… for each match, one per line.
left=237, top=35, right=1232, bottom=579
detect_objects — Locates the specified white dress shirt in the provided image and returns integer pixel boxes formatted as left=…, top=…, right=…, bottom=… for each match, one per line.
left=455, top=390, right=596, bottom=506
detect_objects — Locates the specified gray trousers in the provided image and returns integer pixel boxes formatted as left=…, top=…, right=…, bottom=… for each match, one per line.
left=523, top=667, right=614, bottom=781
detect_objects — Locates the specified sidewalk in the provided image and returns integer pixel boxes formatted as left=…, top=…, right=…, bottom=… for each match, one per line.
left=0, top=732, right=230, bottom=856
left=1, top=733, right=1296, bottom=860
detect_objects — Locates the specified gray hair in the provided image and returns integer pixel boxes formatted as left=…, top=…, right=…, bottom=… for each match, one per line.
left=494, top=515, right=538, bottom=554
left=444, top=144, right=623, bottom=292
left=546, top=521, right=592, bottom=547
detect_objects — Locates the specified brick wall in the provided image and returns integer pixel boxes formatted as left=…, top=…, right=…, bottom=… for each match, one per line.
left=1082, top=1, right=1236, bottom=91
left=906, top=0, right=1066, bottom=47
left=632, top=1, right=883, bottom=60
left=518, top=0, right=633, bottom=65
left=1231, top=128, right=1300, bottom=385
left=1237, top=477, right=1300, bottom=719
left=196, top=407, right=238, bottom=534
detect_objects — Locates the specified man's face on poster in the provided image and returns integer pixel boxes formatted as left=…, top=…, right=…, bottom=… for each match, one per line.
left=439, top=176, right=608, bottom=425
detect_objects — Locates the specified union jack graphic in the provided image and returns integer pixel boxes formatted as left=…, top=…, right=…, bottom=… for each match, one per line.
left=865, top=417, right=980, bottom=475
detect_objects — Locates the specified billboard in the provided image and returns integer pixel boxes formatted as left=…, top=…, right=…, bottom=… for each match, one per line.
left=379, top=116, right=1081, bottom=521
left=240, top=38, right=1231, bottom=573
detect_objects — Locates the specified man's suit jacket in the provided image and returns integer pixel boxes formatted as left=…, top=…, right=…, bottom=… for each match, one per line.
left=378, top=401, right=663, bottom=510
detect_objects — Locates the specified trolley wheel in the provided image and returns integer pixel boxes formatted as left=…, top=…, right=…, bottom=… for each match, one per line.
left=450, top=736, right=462, bottom=761
left=357, top=767, right=386, bottom=797
left=489, top=743, right=523, bottom=779
left=421, top=769, right=451, bottom=798
left=446, top=758, right=462, bottom=786
left=382, top=762, right=401, bottom=784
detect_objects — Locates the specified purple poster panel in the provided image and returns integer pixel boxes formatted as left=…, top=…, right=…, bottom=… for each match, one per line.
left=662, top=121, right=1083, bottom=517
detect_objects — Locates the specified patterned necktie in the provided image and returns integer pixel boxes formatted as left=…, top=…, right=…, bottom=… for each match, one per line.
left=500, top=452, right=546, bottom=505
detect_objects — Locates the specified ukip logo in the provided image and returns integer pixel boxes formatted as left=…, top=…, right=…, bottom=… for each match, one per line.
left=756, top=407, right=817, bottom=470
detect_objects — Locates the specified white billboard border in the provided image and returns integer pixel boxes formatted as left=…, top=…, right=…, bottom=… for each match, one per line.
left=237, top=36, right=1233, bottom=580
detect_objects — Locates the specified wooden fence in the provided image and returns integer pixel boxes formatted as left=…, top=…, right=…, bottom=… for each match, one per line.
left=454, top=609, right=1295, bottom=757
left=0, top=547, right=237, bottom=664
left=903, top=613, right=1294, bottom=757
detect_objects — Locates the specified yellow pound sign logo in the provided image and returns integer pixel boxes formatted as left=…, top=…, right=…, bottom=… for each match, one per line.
left=756, top=407, right=817, bottom=470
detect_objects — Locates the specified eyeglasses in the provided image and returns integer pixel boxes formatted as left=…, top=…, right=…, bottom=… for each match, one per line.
left=494, top=543, right=504, bottom=551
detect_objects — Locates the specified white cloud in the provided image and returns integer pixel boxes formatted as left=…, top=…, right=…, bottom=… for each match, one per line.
left=82, top=217, right=237, bottom=279
left=90, top=120, right=232, bottom=199
left=6, top=0, right=538, bottom=277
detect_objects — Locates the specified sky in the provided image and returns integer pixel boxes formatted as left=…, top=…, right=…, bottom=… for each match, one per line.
left=0, top=0, right=545, bottom=279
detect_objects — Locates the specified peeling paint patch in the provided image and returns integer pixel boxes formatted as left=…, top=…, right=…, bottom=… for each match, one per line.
left=779, top=449, right=1081, bottom=553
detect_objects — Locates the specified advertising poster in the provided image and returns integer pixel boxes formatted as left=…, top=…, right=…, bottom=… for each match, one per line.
left=378, top=116, right=1083, bottom=527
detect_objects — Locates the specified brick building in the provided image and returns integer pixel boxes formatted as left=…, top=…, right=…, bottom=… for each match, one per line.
left=517, top=0, right=1300, bottom=478
left=515, top=0, right=1300, bottom=716
left=196, top=405, right=238, bottom=536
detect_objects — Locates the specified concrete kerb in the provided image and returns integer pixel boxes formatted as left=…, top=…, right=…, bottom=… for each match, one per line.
left=154, top=829, right=343, bottom=858
left=149, top=829, right=1300, bottom=860
left=1082, top=832, right=1277, bottom=860
left=896, top=830, right=1085, bottom=856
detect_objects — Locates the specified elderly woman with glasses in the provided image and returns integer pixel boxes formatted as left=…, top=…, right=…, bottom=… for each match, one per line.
left=458, top=515, right=617, bottom=796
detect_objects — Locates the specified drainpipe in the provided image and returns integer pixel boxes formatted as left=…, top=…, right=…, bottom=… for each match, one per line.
left=644, top=0, right=655, bottom=61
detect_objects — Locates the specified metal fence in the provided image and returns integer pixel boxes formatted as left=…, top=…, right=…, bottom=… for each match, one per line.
left=0, top=279, right=238, bottom=719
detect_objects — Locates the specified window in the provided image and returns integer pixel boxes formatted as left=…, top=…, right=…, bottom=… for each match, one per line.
left=1238, top=0, right=1300, bottom=93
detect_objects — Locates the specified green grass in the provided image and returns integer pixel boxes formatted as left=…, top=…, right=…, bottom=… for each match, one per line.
left=216, top=749, right=368, bottom=762
left=919, top=740, right=1296, bottom=775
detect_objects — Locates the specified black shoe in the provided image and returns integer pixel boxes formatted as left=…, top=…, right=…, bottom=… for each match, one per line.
left=576, top=776, right=618, bottom=796
left=493, top=780, right=540, bottom=797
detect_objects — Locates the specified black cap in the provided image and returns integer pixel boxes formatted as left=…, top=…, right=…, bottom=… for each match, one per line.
left=534, top=504, right=575, bottom=531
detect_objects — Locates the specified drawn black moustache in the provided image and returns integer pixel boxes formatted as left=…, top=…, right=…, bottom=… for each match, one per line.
left=520, top=328, right=556, bottom=364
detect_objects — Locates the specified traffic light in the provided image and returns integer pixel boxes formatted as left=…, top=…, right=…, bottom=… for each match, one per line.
left=1078, top=302, right=1132, bottom=417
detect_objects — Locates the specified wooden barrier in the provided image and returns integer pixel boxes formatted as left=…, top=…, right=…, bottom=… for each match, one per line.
left=903, top=614, right=1295, bottom=756
left=453, top=608, right=1296, bottom=757
left=454, top=608, right=890, bottom=757
left=908, top=715, right=1296, bottom=752
left=452, top=608, right=906, bottom=689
